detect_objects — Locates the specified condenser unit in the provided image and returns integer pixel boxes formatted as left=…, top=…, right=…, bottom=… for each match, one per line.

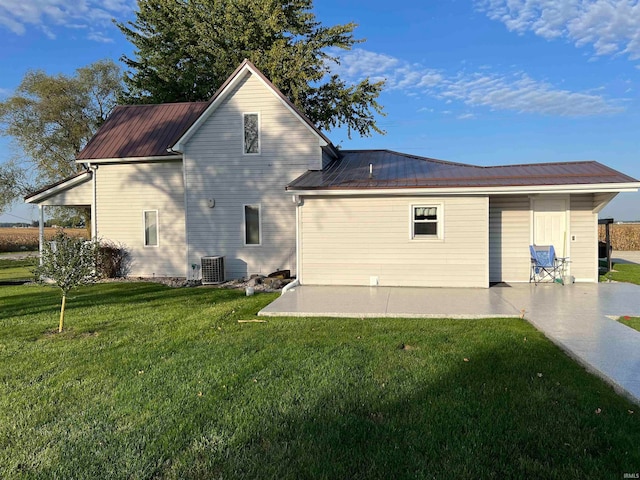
left=201, top=256, right=225, bottom=284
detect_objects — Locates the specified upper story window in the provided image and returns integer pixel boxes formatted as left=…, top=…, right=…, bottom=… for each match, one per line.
left=411, top=205, right=442, bottom=240
left=243, top=113, right=260, bottom=154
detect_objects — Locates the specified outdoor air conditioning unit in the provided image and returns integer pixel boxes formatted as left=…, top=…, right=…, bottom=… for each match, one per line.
left=201, top=256, right=225, bottom=284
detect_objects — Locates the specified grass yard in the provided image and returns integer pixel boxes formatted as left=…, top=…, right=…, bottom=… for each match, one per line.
left=600, top=262, right=640, bottom=285
left=0, top=257, right=37, bottom=282
left=618, top=316, right=640, bottom=333
left=1, top=283, right=639, bottom=479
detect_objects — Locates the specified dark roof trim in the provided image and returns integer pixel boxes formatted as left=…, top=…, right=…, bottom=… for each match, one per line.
left=24, top=170, right=91, bottom=203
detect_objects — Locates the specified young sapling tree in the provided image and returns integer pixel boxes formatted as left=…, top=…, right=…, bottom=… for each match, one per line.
left=34, top=231, right=101, bottom=332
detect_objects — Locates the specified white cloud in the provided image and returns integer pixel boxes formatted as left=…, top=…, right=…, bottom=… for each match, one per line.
left=477, top=0, right=640, bottom=60
left=443, top=72, right=622, bottom=116
left=457, top=113, right=477, bottom=120
left=333, top=48, right=624, bottom=117
left=0, top=0, right=134, bottom=42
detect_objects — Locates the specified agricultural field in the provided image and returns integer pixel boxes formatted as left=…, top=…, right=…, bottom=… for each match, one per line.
left=599, top=223, right=640, bottom=250
left=0, top=227, right=88, bottom=253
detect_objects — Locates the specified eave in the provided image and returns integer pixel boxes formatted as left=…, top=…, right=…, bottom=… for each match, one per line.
left=25, top=171, right=93, bottom=204
left=287, top=182, right=640, bottom=197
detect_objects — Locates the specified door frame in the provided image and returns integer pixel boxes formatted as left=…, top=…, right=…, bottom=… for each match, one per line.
left=529, top=194, right=571, bottom=268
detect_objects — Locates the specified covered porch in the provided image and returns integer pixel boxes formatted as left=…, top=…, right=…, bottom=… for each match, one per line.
left=24, top=170, right=94, bottom=259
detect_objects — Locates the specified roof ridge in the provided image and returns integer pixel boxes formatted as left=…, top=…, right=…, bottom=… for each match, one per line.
left=339, top=149, right=478, bottom=167
left=481, top=160, right=600, bottom=169
left=114, top=101, right=210, bottom=109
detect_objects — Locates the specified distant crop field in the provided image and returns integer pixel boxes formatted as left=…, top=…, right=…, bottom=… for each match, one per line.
left=598, top=223, right=640, bottom=251
left=0, top=227, right=88, bottom=253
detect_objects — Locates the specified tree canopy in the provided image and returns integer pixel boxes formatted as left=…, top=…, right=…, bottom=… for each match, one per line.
left=117, top=0, right=385, bottom=137
left=0, top=59, right=122, bottom=213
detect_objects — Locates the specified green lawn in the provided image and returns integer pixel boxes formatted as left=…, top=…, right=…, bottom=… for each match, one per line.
left=1, top=283, right=639, bottom=479
left=600, top=262, right=640, bottom=285
left=618, top=316, right=640, bottom=333
left=0, top=257, right=37, bottom=282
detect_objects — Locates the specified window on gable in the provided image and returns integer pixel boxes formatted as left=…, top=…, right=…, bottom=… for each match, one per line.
left=243, top=113, right=260, bottom=154
left=412, top=205, right=441, bottom=239
left=244, top=204, right=261, bottom=245
left=144, top=210, right=158, bottom=247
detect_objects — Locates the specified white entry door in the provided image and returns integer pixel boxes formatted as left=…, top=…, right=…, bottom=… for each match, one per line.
left=532, top=198, right=568, bottom=257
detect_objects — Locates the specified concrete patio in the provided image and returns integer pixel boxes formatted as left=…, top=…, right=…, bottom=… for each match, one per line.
left=259, top=282, right=640, bottom=405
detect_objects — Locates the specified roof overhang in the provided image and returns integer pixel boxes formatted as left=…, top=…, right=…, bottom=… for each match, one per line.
left=25, top=171, right=93, bottom=204
left=288, top=182, right=640, bottom=197
left=172, top=60, right=332, bottom=153
left=75, top=154, right=182, bottom=165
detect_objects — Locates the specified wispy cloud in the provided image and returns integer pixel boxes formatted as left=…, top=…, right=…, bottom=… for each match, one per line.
left=332, top=49, right=624, bottom=117
left=477, top=0, right=640, bottom=60
left=0, top=0, right=133, bottom=42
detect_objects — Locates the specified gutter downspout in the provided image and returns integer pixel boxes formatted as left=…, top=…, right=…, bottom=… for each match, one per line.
left=167, top=146, right=190, bottom=279
left=89, top=163, right=98, bottom=241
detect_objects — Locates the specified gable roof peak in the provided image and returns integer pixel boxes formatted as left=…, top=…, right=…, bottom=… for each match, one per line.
left=172, top=59, right=335, bottom=153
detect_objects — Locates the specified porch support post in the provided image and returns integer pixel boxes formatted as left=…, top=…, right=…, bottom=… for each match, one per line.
left=606, top=222, right=612, bottom=273
left=38, top=205, right=44, bottom=265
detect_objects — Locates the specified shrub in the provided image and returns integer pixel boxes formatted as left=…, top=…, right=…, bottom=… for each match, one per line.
left=97, top=241, right=130, bottom=278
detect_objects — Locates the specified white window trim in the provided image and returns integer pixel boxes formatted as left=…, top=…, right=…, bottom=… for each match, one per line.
left=243, top=204, right=262, bottom=246
left=410, top=203, right=444, bottom=241
left=143, top=209, right=159, bottom=247
left=242, top=112, right=261, bottom=155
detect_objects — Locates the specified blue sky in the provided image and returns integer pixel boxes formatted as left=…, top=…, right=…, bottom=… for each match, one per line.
left=1, top=0, right=639, bottom=223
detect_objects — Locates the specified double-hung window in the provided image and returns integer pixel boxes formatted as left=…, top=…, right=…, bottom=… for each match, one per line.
left=243, top=113, right=260, bottom=154
left=411, top=205, right=441, bottom=239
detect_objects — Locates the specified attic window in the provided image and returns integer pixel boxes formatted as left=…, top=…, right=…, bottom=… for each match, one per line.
left=243, top=113, right=260, bottom=154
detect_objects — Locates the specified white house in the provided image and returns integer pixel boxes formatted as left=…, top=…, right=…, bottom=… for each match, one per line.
left=25, top=60, right=640, bottom=287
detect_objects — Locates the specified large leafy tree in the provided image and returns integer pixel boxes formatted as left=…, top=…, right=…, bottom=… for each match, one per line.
left=117, top=0, right=385, bottom=137
left=0, top=60, right=122, bottom=214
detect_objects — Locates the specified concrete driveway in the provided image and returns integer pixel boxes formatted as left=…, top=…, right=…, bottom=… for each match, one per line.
left=260, top=282, right=640, bottom=404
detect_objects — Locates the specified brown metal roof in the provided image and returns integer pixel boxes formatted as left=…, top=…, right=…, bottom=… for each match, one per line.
left=287, top=150, right=639, bottom=190
left=77, top=60, right=335, bottom=162
left=77, top=102, right=208, bottom=160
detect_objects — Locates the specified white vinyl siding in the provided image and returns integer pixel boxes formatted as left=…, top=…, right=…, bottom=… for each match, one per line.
left=489, top=195, right=531, bottom=283
left=39, top=179, right=93, bottom=206
left=299, top=195, right=489, bottom=287
left=95, top=161, right=186, bottom=277
left=570, top=194, right=598, bottom=282
left=183, top=72, right=321, bottom=279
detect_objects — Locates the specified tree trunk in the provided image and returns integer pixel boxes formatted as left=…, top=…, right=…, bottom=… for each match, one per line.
left=59, top=294, right=66, bottom=333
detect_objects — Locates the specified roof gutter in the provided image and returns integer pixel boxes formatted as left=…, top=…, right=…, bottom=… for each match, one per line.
left=74, top=154, right=182, bottom=165
left=287, top=182, right=640, bottom=197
